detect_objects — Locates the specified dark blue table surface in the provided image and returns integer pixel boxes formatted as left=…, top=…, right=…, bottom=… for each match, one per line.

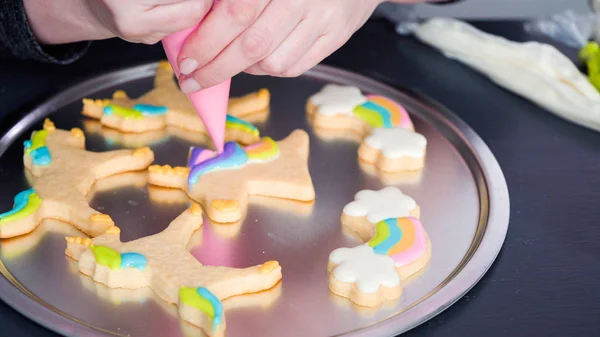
left=1, top=19, right=599, bottom=337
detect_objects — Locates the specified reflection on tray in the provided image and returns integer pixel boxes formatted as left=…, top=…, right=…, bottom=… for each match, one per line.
left=148, top=189, right=314, bottom=238
left=0, top=219, right=85, bottom=260
left=328, top=291, right=400, bottom=317
left=250, top=195, right=315, bottom=218
left=209, top=218, right=245, bottom=239
left=310, top=126, right=363, bottom=144
left=148, top=185, right=190, bottom=205
left=358, top=160, right=423, bottom=185
left=89, top=171, right=149, bottom=196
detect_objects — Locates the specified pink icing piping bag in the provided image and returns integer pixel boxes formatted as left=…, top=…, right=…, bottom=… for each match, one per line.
left=162, top=0, right=229, bottom=153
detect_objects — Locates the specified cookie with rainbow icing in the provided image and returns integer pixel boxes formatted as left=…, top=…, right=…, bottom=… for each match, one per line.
left=327, top=187, right=431, bottom=307
left=82, top=61, right=269, bottom=145
left=0, top=119, right=154, bottom=239
left=65, top=205, right=282, bottom=337
left=147, top=130, right=315, bottom=223
left=306, top=84, right=427, bottom=172
left=82, top=104, right=268, bottom=149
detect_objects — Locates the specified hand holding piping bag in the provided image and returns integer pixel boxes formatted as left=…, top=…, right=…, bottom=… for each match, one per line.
left=175, top=0, right=386, bottom=93
left=163, top=0, right=230, bottom=153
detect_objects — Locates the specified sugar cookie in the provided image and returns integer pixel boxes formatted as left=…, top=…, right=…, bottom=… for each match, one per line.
left=0, top=120, right=154, bottom=238
left=307, top=85, right=427, bottom=172
left=148, top=130, right=315, bottom=223
left=82, top=61, right=269, bottom=145
left=341, top=186, right=420, bottom=241
left=65, top=206, right=282, bottom=337
left=328, top=187, right=431, bottom=307
left=83, top=105, right=269, bottom=149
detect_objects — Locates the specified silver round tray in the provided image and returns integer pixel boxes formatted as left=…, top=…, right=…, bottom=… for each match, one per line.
left=0, top=63, right=510, bottom=337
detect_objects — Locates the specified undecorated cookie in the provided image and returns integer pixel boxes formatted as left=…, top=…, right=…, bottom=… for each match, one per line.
left=147, top=130, right=315, bottom=223
left=82, top=61, right=269, bottom=145
left=307, top=84, right=427, bottom=172
left=327, top=187, right=431, bottom=307
left=0, top=119, right=154, bottom=238
left=65, top=205, right=282, bottom=337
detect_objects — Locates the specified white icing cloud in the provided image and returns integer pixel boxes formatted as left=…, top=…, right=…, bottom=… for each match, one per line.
left=309, top=85, right=367, bottom=116
left=343, top=186, right=416, bottom=224
left=329, top=245, right=400, bottom=293
left=364, top=128, right=427, bottom=158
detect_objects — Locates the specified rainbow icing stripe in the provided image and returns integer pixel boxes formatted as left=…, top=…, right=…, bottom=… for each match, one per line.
left=245, top=137, right=279, bottom=162
left=367, top=217, right=427, bottom=266
left=188, top=137, right=279, bottom=185
left=0, top=189, right=42, bottom=225
left=352, top=95, right=412, bottom=130
left=90, top=245, right=148, bottom=270
left=24, top=130, right=52, bottom=166
left=179, top=286, right=223, bottom=331
left=103, top=104, right=168, bottom=119
left=225, top=115, right=259, bottom=137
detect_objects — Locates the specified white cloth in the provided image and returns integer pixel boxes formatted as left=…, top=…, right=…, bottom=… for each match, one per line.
left=414, top=18, right=600, bottom=132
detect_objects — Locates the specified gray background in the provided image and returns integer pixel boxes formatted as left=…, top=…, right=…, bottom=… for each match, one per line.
left=380, top=0, right=590, bottom=19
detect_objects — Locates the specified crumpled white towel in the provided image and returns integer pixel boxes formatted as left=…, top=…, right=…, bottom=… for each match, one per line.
left=414, top=18, right=600, bottom=132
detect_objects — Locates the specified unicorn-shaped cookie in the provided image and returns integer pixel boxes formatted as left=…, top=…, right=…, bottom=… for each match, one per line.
left=0, top=119, right=154, bottom=238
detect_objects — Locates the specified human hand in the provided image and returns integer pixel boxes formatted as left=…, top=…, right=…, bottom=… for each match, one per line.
left=176, top=0, right=383, bottom=93
left=24, top=0, right=212, bottom=45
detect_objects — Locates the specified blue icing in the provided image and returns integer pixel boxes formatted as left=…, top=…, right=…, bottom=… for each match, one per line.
left=24, top=140, right=32, bottom=150
left=120, top=252, right=148, bottom=270
left=103, top=105, right=114, bottom=116
left=133, top=104, right=168, bottom=115
left=197, top=287, right=223, bottom=330
left=188, top=142, right=248, bottom=185
left=360, top=101, right=393, bottom=128
left=373, top=218, right=403, bottom=255
left=226, top=115, right=258, bottom=131
left=31, top=147, right=51, bottom=166
left=0, top=189, right=33, bottom=219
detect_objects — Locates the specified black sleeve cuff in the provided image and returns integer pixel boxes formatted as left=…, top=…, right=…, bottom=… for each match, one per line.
left=0, top=0, right=90, bottom=64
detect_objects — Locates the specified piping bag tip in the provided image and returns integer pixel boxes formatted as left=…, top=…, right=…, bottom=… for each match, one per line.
left=187, top=79, right=231, bottom=153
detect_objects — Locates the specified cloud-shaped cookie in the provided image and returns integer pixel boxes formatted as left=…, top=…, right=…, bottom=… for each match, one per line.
left=329, top=245, right=400, bottom=293
left=358, top=128, right=427, bottom=172
left=342, top=187, right=418, bottom=224
left=328, top=245, right=402, bottom=306
left=308, top=84, right=367, bottom=116
left=364, top=128, right=427, bottom=158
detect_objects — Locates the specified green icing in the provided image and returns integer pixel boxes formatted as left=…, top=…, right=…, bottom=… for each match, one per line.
left=179, top=287, right=215, bottom=319
left=353, top=105, right=384, bottom=128
left=579, top=42, right=600, bottom=63
left=26, top=130, right=49, bottom=154
left=0, top=190, right=42, bottom=225
left=368, top=221, right=389, bottom=248
left=579, top=42, right=600, bottom=92
left=90, top=245, right=122, bottom=270
left=104, top=105, right=144, bottom=120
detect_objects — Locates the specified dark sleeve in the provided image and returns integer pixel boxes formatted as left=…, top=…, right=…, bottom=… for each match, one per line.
left=0, top=0, right=90, bottom=64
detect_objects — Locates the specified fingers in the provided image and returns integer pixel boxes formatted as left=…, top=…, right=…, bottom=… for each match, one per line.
left=244, top=18, right=323, bottom=77
left=282, top=33, right=347, bottom=77
left=145, top=1, right=212, bottom=36
left=178, top=0, right=302, bottom=92
left=178, top=0, right=271, bottom=75
left=110, top=0, right=213, bottom=44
